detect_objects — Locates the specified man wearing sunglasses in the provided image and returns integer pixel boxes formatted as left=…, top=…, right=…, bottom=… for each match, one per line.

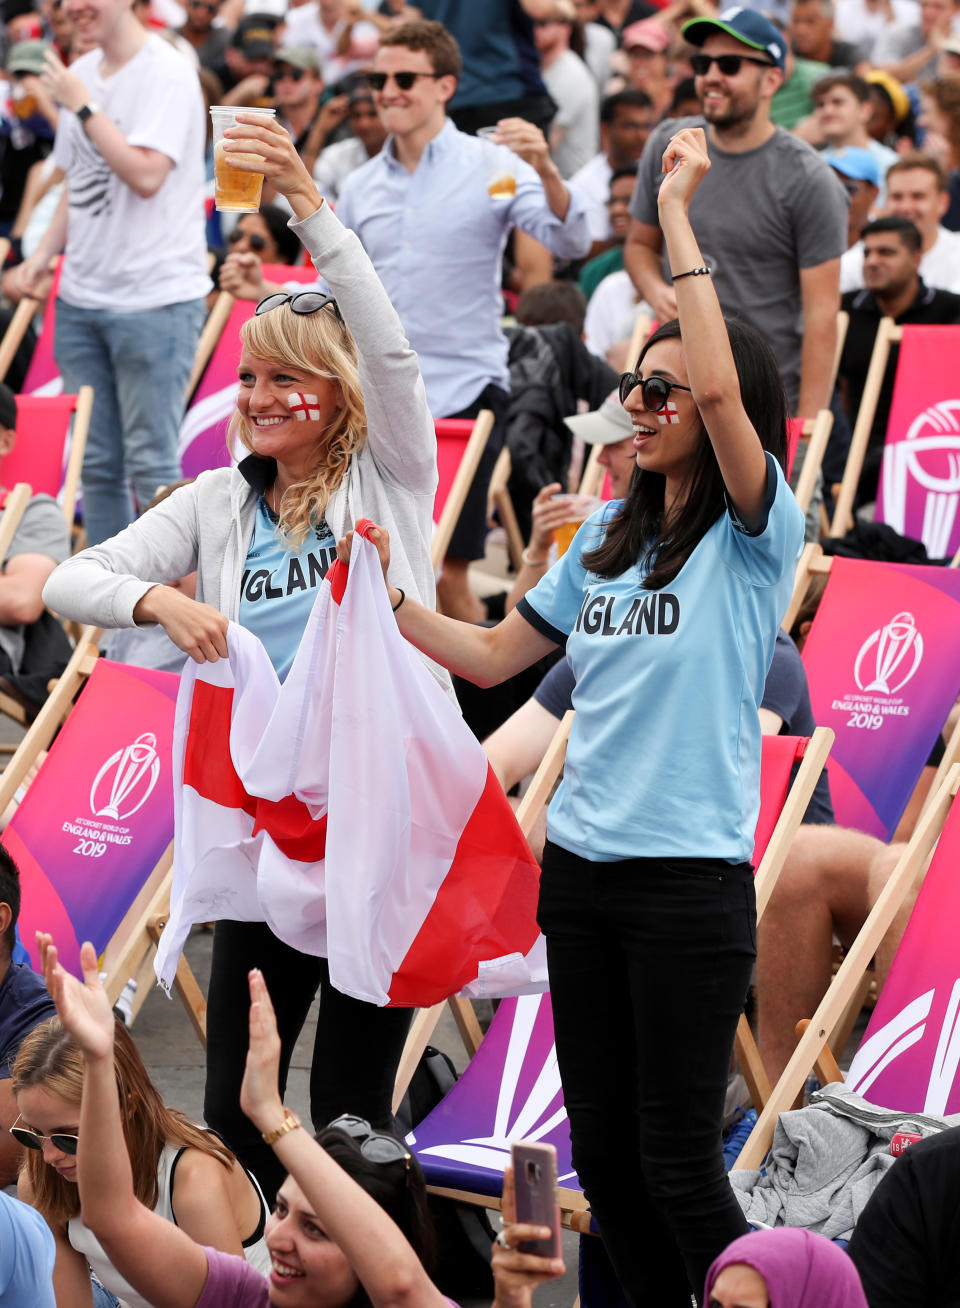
left=625, top=7, right=847, bottom=436
left=175, top=0, right=230, bottom=70
left=336, top=19, right=590, bottom=621
left=0, top=846, right=55, bottom=1187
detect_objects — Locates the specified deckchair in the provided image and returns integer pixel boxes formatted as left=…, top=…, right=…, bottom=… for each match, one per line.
left=0, top=296, right=39, bottom=387
left=830, top=322, right=960, bottom=552
left=783, top=549, right=960, bottom=840
left=786, top=410, right=833, bottom=518
left=734, top=763, right=960, bottom=1170
left=0, top=651, right=206, bottom=1039
left=1, top=388, right=92, bottom=531
left=178, top=265, right=318, bottom=478
left=403, top=726, right=833, bottom=1224
left=19, top=257, right=64, bottom=397
left=486, top=447, right=525, bottom=572
left=431, top=411, right=496, bottom=572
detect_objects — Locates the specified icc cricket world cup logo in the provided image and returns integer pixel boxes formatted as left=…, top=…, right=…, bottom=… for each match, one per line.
left=90, top=732, right=161, bottom=820
left=854, top=611, right=924, bottom=695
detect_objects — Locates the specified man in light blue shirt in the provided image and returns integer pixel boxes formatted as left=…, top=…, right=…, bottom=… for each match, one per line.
left=335, top=18, right=591, bottom=621
left=0, top=1191, right=56, bottom=1308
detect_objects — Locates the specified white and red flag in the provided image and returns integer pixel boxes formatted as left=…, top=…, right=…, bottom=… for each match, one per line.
left=156, top=523, right=544, bottom=1006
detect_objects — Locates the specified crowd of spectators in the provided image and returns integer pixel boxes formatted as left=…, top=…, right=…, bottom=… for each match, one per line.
left=1, top=0, right=960, bottom=1305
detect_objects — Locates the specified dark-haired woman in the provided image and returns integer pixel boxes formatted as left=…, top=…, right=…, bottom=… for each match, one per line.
left=336, top=127, right=805, bottom=1308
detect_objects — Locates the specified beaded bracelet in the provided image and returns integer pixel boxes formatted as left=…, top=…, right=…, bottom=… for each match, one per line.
left=672, top=266, right=711, bottom=280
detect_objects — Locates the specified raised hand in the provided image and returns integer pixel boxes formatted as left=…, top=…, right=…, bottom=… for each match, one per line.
left=223, top=113, right=322, bottom=221
left=239, top=969, right=284, bottom=1132
left=336, top=522, right=392, bottom=585
left=658, top=126, right=711, bottom=213
left=39, top=934, right=116, bottom=1061
left=491, top=1166, right=565, bottom=1308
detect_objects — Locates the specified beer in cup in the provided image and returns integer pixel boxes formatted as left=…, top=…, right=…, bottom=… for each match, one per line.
left=210, top=106, right=276, bottom=213
left=477, top=125, right=517, bottom=199
left=551, top=495, right=597, bottom=557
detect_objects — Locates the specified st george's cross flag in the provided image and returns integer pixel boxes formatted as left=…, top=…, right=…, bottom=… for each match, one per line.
left=156, top=524, right=545, bottom=1006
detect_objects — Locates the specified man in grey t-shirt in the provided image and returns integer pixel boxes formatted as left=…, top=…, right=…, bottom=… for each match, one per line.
left=624, top=7, right=848, bottom=420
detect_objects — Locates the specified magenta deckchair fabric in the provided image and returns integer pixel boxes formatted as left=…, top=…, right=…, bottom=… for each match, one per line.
left=3, top=394, right=77, bottom=499
left=876, top=325, right=960, bottom=559
left=3, top=659, right=178, bottom=977
left=408, top=736, right=809, bottom=1193
left=178, top=264, right=317, bottom=477
left=22, top=258, right=63, bottom=397
left=845, top=792, right=960, bottom=1115
left=801, top=558, right=960, bottom=838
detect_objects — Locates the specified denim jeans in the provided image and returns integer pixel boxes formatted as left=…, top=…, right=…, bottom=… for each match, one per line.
left=54, top=296, right=206, bottom=546
left=204, top=921, right=414, bottom=1200
left=91, top=1277, right=120, bottom=1307
left=538, top=842, right=756, bottom=1308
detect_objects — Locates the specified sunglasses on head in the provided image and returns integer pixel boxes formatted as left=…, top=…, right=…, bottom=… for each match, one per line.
left=274, top=65, right=306, bottom=81
left=367, top=70, right=443, bottom=91
left=255, top=291, right=344, bottom=324
left=327, top=1114, right=412, bottom=1169
left=690, top=52, right=777, bottom=76
left=618, top=372, right=693, bottom=411
left=9, top=1114, right=79, bottom=1155
left=228, top=228, right=267, bottom=252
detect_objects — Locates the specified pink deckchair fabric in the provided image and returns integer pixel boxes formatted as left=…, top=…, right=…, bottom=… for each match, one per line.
left=2, top=660, right=179, bottom=978
left=409, top=736, right=810, bottom=1193
left=845, top=792, right=960, bottom=1115
left=877, top=325, right=960, bottom=559
left=786, top=417, right=802, bottom=481
left=434, top=418, right=477, bottom=526
left=3, top=394, right=78, bottom=499
left=801, top=557, right=960, bottom=838
left=178, top=265, right=317, bottom=477
left=22, top=258, right=63, bottom=397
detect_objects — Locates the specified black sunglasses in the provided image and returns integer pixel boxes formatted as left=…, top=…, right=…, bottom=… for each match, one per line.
left=9, top=1114, right=79, bottom=1155
left=618, top=372, right=693, bottom=411
left=690, top=52, right=777, bottom=76
left=255, top=291, right=344, bottom=324
left=327, top=1114, right=412, bottom=1169
left=275, top=65, right=306, bottom=81
left=228, top=229, right=267, bottom=252
left=367, top=70, right=443, bottom=91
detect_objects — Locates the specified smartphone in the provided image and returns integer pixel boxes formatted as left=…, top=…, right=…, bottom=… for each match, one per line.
left=511, top=1140, right=562, bottom=1258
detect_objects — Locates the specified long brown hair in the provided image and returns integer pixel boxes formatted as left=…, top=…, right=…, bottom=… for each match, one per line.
left=12, top=1017, right=234, bottom=1224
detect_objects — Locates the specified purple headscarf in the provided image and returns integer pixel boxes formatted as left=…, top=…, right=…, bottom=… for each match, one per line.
left=704, top=1229, right=868, bottom=1308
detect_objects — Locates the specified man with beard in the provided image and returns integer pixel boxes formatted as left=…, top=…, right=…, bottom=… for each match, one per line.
left=624, top=7, right=847, bottom=426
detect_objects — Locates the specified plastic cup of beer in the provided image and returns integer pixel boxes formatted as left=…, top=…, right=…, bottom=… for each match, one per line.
left=210, top=106, right=276, bottom=213
left=477, top=125, right=517, bottom=199
left=551, top=495, right=597, bottom=557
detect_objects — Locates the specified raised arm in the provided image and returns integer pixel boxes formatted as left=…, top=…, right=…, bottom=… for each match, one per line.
left=223, top=115, right=436, bottom=495
left=657, top=128, right=768, bottom=525
left=241, top=969, right=448, bottom=1308
left=39, top=937, right=209, bottom=1308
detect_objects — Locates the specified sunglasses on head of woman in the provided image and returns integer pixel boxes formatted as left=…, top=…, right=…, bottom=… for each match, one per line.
left=618, top=372, right=693, bottom=412
left=327, top=1113, right=411, bottom=1169
left=254, top=291, right=345, bottom=324
left=9, top=1114, right=79, bottom=1155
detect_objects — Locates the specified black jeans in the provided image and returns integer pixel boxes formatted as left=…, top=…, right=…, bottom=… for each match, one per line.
left=445, top=382, right=509, bottom=560
left=537, top=843, right=755, bottom=1307
left=204, top=921, right=413, bottom=1199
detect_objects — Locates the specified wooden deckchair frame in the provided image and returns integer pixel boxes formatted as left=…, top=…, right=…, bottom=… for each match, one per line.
left=0, top=637, right=207, bottom=1040
left=57, top=385, right=92, bottom=532
left=185, top=289, right=236, bottom=404
left=487, top=446, right=525, bottom=572
left=733, top=763, right=960, bottom=1170
left=830, top=316, right=899, bottom=537
left=792, top=409, right=833, bottom=518
left=0, top=482, right=31, bottom=565
left=431, top=409, right=495, bottom=573
left=0, top=295, right=41, bottom=386
left=391, top=709, right=574, bottom=1112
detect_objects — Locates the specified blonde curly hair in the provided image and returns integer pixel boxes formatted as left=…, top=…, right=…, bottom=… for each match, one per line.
left=229, top=299, right=367, bottom=546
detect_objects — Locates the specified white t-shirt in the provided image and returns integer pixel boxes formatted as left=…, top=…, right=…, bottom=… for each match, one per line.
left=542, top=50, right=599, bottom=180
left=570, top=150, right=613, bottom=243
left=840, top=226, right=960, bottom=294
left=53, top=35, right=211, bottom=312
left=583, top=269, right=648, bottom=360
left=282, top=3, right=378, bottom=82
left=833, top=0, right=919, bottom=55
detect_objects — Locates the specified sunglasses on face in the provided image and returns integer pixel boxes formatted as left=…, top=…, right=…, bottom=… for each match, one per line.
left=188, top=0, right=218, bottom=10
left=618, top=372, right=693, bottom=411
left=228, top=228, right=268, bottom=252
left=690, top=52, right=777, bottom=76
left=9, top=1114, right=79, bottom=1155
left=367, top=70, right=443, bottom=91
left=255, top=291, right=345, bottom=324
left=327, top=1114, right=412, bottom=1169
left=274, top=65, right=306, bottom=81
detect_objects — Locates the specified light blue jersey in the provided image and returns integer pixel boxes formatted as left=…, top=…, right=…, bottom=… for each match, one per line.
left=518, top=455, right=804, bottom=863
left=238, top=498, right=337, bottom=682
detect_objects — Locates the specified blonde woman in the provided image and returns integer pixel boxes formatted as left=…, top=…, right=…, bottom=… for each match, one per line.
left=42, top=116, right=442, bottom=1198
left=11, top=1016, right=268, bottom=1308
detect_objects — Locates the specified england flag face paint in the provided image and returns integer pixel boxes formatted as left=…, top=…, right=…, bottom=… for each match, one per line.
left=657, top=402, right=680, bottom=426
left=287, top=392, right=322, bottom=421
